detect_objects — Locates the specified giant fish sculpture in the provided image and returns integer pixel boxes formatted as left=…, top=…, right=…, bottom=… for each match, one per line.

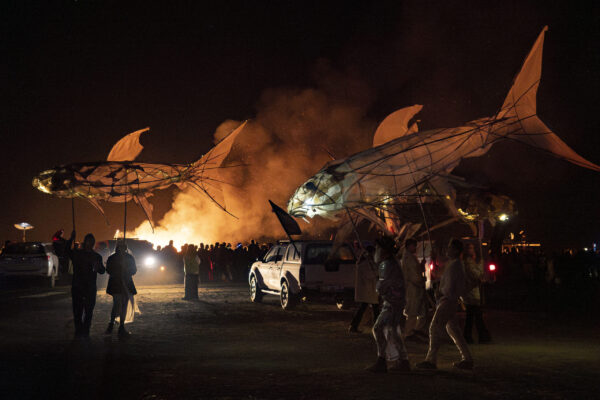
left=33, top=121, right=247, bottom=228
left=288, top=27, right=599, bottom=227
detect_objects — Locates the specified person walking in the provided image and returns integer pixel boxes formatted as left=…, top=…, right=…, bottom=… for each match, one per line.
left=401, top=238, right=429, bottom=342
left=416, top=239, right=473, bottom=370
left=183, top=245, right=201, bottom=300
left=366, top=236, right=410, bottom=373
left=349, top=245, right=379, bottom=333
left=105, top=241, right=137, bottom=338
left=67, top=231, right=105, bottom=338
left=463, top=243, right=491, bottom=343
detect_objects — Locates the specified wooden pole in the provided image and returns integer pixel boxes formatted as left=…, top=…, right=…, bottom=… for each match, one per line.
left=123, top=194, right=127, bottom=241
left=71, top=197, right=76, bottom=232
left=123, top=167, right=128, bottom=242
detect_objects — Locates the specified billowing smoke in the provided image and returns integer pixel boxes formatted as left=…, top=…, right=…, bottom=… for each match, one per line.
left=130, top=63, right=376, bottom=248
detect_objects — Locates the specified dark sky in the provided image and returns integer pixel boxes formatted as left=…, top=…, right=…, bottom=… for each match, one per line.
left=2, top=1, right=599, bottom=248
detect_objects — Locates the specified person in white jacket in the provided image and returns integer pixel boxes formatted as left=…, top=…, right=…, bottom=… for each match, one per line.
left=416, top=239, right=473, bottom=370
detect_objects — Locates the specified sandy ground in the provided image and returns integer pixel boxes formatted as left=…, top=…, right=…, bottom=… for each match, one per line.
left=0, top=282, right=599, bottom=400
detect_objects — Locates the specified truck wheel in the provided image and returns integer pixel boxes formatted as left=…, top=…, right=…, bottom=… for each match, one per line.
left=249, top=275, right=263, bottom=303
left=280, top=280, right=297, bottom=310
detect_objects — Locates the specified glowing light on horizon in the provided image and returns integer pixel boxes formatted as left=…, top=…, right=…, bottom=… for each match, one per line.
left=123, top=221, right=209, bottom=251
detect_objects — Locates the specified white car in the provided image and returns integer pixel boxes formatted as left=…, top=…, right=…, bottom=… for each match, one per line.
left=0, top=242, right=60, bottom=287
left=248, top=240, right=355, bottom=310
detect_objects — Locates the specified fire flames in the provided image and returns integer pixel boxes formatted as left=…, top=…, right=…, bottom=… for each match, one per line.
left=125, top=66, right=375, bottom=250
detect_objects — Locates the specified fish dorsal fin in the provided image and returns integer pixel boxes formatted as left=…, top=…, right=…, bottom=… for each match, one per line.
left=501, top=26, right=548, bottom=116
left=107, top=127, right=150, bottom=161
left=194, top=121, right=247, bottom=168
left=373, top=104, right=423, bottom=147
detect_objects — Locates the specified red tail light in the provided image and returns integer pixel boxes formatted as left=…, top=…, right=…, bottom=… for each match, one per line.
left=429, top=263, right=434, bottom=271
left=489, top=264, right=496, bottom=272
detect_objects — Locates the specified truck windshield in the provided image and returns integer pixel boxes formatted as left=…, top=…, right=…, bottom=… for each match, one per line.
left=305, top=244, right=355, bottom=264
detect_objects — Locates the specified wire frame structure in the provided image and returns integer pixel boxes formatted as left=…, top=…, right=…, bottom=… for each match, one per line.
left=288, top=26, right=599, bottom=239
left=33, top=122, right=247, bottom=229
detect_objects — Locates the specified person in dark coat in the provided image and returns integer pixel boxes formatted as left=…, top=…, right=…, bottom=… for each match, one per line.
left=105, top=241, right=137, bottom=337
left=52, top=228, right=69, bottom=275
left=183, top=245, right=200, bottom=300
left=67, top=231, right=105, bottom=338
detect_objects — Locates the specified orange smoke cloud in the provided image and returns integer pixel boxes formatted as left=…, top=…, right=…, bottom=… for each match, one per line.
left=130, top=64, right=375, bottom=249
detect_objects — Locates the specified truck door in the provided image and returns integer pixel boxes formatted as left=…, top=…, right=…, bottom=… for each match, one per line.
left=259, top=246, right=279, bottom=289
left=269, top=245, right=287, bottom=288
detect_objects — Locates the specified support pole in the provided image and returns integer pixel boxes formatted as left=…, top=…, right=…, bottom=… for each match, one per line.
left=345, top=208, right=377, bottom=273
left=123, top=194, right=127, bottom=241
left=71, top=197, right=76, bottom=232
left=402, top=153, right=432, bottom=260
left=123, top=167, right=128, bottom=242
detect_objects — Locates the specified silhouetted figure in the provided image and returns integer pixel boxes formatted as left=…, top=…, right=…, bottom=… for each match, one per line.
left=52, top=229, right=69, bottom=275
left=463, top=243, right=491, bottom=344
left=233, top=243, right=248, bottom=281
left=161, top=240, right=178, bottom=274
left=248, top=240, right=260, bottom=262
left=349, top=245, right=379, bottom=333
left=105, top=241, right=137, bottom=338
left=416, top=239, right=473, bottom=370
left=366, top=236, right=410, bottom=373
left=213, top=242, right=224, bottom=281
left=67, top=231, right=105, bottom=338
left=183, top=245, right=200, bottom=300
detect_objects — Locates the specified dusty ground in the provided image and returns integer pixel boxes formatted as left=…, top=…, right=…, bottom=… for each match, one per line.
left=0, top=282, right=599, bottom=400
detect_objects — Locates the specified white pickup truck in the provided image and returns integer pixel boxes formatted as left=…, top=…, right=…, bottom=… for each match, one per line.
left=248, top=240, right=355, bottom=310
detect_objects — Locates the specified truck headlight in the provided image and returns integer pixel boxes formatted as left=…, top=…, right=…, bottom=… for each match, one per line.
left=144, top=256, right=157, bottom=268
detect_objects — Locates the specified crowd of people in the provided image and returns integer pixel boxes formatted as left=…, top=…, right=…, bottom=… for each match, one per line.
left=353, top=237, right=491, bottom=373
left=156, top=240, right=270, bottom=283
left=6, top=226, right=595, bottom=371
left=492, top=246, right=600, bottom=312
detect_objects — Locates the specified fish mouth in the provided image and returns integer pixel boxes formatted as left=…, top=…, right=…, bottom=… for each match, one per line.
left=287, top=174, right=343, bottom=219
left=32, top=169, right=57, bottom=194
left=32, top=167, right=75, bottom=195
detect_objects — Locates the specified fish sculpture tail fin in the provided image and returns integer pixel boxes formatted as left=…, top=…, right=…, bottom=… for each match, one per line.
left=499, top=26, right=600, bottom=171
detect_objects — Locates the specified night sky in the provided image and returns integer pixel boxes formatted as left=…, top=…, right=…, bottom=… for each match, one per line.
left=2, top=1, right=599, bottom=249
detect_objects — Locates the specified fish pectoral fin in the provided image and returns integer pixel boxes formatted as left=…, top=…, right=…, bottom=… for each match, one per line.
left=134, top=194, right=155, bottom=232
left=85, top=198, right=110, bottom=225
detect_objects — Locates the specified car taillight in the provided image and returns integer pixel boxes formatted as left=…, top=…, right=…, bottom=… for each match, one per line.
left=47, top=255, right=51, bottom=261
left=488, top=264, right=496, bottom=272
left=429, top=263, right=434, bottom=271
